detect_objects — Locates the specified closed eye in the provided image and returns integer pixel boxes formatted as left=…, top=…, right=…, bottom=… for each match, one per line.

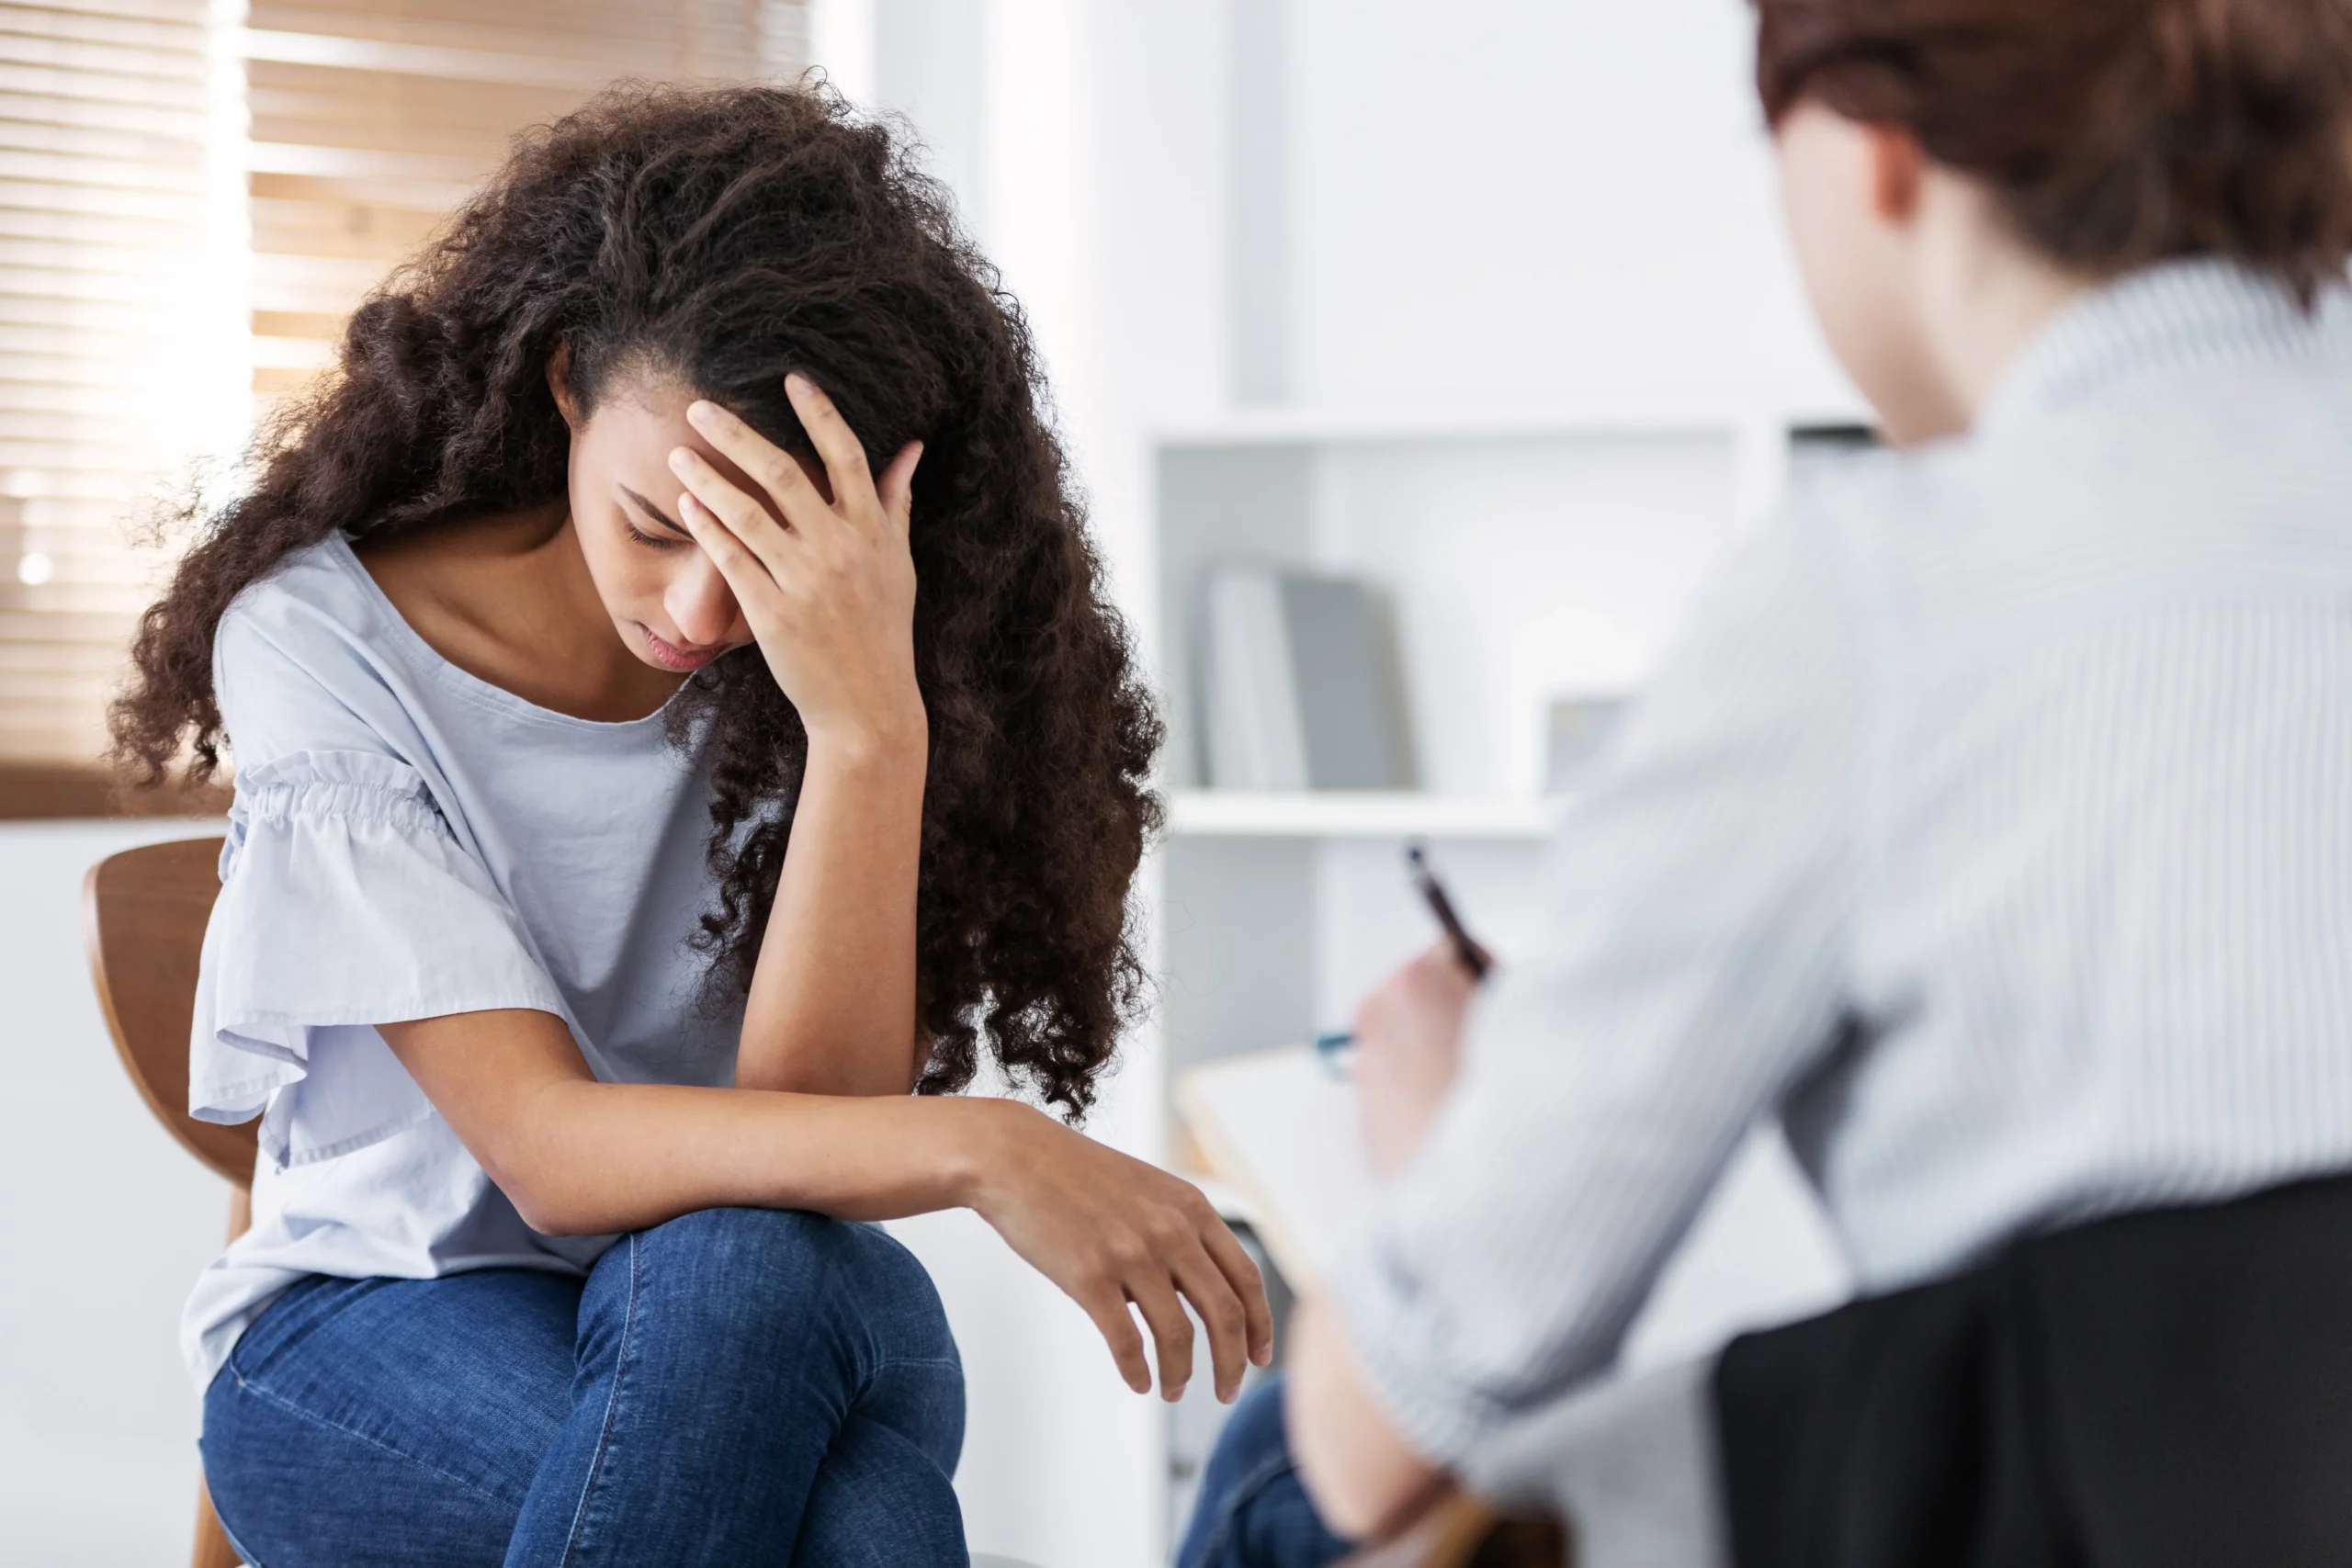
left=624, top=519, right=687, bottom=551
left=617, top=485, right=693, bottom=548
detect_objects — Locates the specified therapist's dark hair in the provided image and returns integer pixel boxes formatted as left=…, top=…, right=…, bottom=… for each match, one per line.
left=1753, top=0, right=2352, bottom=302
left=112, top=82, right=1162, bottom=1119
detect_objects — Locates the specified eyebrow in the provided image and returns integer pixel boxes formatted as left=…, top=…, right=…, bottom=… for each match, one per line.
left=617, top=485, right=691, bottom=538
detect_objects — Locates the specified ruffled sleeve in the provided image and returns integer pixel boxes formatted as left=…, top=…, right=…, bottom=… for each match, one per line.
left=189, top=747, right=568, bottom=1169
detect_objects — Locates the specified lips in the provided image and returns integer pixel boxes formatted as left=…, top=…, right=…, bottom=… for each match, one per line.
left=641, top=626, right=722, bottom=671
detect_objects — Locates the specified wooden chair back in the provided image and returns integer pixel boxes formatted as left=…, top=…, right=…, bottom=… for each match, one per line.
left=1339, top=1492, right=1572, bottom=1568
left=83, top=835, right=254, bottom=1189
left=83, top=833, right=252, bottom=1568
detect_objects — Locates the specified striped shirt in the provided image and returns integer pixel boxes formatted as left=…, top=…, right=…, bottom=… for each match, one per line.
left=1329, top=259, right=2352, bottom=1468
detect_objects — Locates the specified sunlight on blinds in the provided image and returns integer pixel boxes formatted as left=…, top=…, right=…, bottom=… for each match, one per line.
left=0, top=0, right=242, bottom=762
left=243, top=2, right=812, bottom=399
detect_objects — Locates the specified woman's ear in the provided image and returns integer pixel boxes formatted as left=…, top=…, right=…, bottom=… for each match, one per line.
left=1865, top=123, right=1928, bottom=225
left=547, top=341, right=581, bottom=429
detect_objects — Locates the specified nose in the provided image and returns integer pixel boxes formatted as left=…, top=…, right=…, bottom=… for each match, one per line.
left=665, top=547, right=740, bottom=649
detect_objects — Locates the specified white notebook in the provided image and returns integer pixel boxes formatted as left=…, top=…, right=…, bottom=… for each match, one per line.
left=1177, top=1044, right=1377, bottom=1292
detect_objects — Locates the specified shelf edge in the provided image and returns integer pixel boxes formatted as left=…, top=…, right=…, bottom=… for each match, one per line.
left=1161, top=790, right=1566, bottom=840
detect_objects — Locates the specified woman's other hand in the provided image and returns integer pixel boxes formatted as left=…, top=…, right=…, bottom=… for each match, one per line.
left=969, top=1102, right=1275, bottom=1403
left=669, top=375, right=924, bottom=752
left=1352, top=944, right=1480, bottom=1178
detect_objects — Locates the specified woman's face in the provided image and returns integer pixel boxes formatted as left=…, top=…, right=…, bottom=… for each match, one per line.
left=553, top=363, right=825, bottom=675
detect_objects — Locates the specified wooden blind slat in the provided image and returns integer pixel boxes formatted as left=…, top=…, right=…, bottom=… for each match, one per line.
left=0, top=60, right=208, bottom=111
left=248, top=2, right=773, bottom=65
left=0, top=117, right=208, bottom=168
left=0, top=29, right=209, bottom=86
left=0, top=5, right=204, bottom=56
left=0, top=175, right=208, bottom=221
left=0, top=87, right=208, bottom=138
left=4, top=0, right=214, bottom=28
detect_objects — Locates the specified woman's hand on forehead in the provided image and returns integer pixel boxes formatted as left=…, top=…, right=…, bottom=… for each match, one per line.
left=667, top=375, right=927, bottom=751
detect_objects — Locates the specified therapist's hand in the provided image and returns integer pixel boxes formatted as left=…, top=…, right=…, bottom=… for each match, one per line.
left=1352, top=945, right=1481, bottom=1178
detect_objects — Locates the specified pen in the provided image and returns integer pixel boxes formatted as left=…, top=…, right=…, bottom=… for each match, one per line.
left=1407, top=841, right=1492, bottom=981
left=1315, top=842, right=1492, bottom=1066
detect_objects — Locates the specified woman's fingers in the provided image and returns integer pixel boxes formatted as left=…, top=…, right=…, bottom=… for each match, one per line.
left=684, top=400, right=838, bottom=539
left=676, top=491, right=781, bottom=602
left=876, top=440, right=922, bottom=539
left=1124, top=1270, right=1198, bottom=1403
left=981, top=1117, right=1278, bottom=1406
left=784, top=373, right=881, bottom=525
left=669, top=446, right=797, bottom=584
left=1170, top=1238, right=1257, bottom=1402
left=1075, top=1278, right=1154, bottom=1395
left=1198, top=1217, right=1278, bottom=1371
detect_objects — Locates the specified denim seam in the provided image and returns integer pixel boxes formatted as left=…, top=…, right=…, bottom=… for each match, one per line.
left=222, top=1369, right=510, bottom=1508
left=1193, top=1448, right=1302, bottom=1567
left=215, top=1507, right=266, bottom=1568
left=557, top=1229, right=643, bottom=1567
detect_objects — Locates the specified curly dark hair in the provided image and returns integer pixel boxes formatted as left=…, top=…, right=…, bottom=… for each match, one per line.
left=111, top=81, right=1162, bottom=1118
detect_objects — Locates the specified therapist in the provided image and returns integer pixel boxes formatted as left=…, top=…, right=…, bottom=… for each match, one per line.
left=1178, top=0, right=2352, bottom=1562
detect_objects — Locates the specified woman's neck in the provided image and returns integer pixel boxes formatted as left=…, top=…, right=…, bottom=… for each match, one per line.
left=356, top=505, right=686, bottom=723
left=1905, top=175, right=2098, bottom=441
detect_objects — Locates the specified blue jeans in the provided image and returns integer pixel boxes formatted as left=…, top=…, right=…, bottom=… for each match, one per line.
left=1178, top=1376, right=1353, bottom=1568
left=201, top=1206, right=966, bottom=1567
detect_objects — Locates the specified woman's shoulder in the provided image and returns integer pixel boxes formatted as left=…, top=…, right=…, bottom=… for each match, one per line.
left=212, top=533, right=420, bottom=762
left=217, top=532, right=386, bottom=658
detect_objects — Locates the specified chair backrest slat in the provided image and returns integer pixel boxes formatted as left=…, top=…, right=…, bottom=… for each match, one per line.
left=83, top=836, right=255, bottom=1190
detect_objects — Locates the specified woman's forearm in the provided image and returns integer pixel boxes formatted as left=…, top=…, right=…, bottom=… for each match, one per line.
left=505, top=1076, right=1013, bottom=1235
left=380, top=1005, right=1277, bottom=1403
left=734, top=722, right=929, bottom=1096
left=380, top=1005, right=1012, bottom=1235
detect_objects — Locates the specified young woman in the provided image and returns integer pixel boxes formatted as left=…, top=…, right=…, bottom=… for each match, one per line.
left=1181, top=0, right=2352, bottom=1563
left=114, top=84, right=1271, bottom=1568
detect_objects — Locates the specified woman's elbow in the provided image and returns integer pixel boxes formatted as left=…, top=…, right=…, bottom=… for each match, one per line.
left=473, top=1136, right=598, bottom=1235
left=492, top=1165, right=578, bottom=1235
left=506, top=1187, right=594, bottom=1236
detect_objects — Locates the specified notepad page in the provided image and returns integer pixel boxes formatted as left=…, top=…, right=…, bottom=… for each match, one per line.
left=1177, top=1045, right=1378, bottom=1292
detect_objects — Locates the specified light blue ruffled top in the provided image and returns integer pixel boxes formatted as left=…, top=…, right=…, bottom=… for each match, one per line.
left=181, top=533, right=741, bottom=1390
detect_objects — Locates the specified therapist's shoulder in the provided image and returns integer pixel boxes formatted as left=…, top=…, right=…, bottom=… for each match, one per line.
left=1702, top=441, right=1951, bottom=616
left=1785, top=437, right=1971, bottom=547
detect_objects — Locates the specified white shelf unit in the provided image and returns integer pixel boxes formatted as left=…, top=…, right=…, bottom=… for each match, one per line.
left=1139, top=408, right=1864, bottom=1534
left=1144, top=406, right=1804, bottom=1069
left=1164, top=788, right=1563, bottom=840
left=1148, top=399, right=1869, bottom=447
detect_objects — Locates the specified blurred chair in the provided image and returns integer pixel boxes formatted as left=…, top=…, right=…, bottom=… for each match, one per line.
left=1340, top=1492, right=1571, bottom=1568
left=83, top=835, right=249, bottom=1568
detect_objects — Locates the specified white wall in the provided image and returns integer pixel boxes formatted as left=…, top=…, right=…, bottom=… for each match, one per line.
left=1282, top=0, right=1850, bottom=412
left=0, top=819, right=235, bottom=1562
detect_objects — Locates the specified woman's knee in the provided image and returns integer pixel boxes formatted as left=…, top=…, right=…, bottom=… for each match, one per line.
left=622, top=1206, right=956, bottom=1361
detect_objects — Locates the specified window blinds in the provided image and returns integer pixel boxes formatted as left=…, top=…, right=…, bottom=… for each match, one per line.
left=0, top=0, right=810, bottom=766
left=244, top=2, right=811, bottom=400
left=0, top=0, right=229, bottom=764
